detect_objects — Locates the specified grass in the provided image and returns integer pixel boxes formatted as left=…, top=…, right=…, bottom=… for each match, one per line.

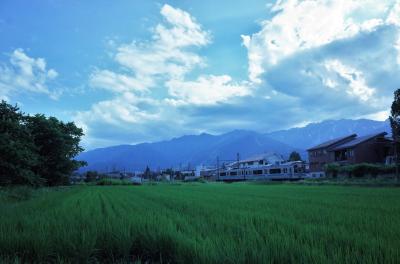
left=1, top=183, right=400, bottom=263
left=299, top=177, right=400, bottom=187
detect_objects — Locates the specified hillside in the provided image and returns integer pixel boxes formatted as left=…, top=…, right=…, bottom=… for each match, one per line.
left=78, top=119, right=390, bottom=172
left=78, top=130, right=299, bottom=172
left=266, top=119, right=390, bottom=150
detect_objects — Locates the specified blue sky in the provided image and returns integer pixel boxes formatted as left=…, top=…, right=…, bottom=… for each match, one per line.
left=1, top=0, right=400, bottom=149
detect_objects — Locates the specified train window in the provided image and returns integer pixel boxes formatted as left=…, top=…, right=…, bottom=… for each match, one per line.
left=229, top=171, right=237, bottom=176
left=258, top=160, right=263, bottom=165
left=220, top=172, right=226, bottom=176
left=253, top=170, right=263, bottom=175
left=264, top=169, right=269, bottom=174
left=283, top=168, right=287, bottom=173
left=269, top=168, right=281, bottom=174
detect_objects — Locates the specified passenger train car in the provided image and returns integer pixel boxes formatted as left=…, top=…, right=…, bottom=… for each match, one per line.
left=217, top=161, right=307, bottom=181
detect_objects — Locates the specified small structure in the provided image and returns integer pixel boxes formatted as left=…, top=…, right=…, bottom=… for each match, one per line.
left=195, top=165, right=217, bottom=179
left=129, top=176, right=143, bottom=184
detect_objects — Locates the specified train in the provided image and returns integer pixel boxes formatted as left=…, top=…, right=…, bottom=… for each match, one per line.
left=216, top=161, right=307, bottom=181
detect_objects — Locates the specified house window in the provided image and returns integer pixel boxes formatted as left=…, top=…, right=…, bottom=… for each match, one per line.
left=348, top=149, right=354, bottom=157
left=258, top=160, right=263, bottom=165
left=248, top=161, right=254, bottom=165
left=283, top=168, right=287, bottom=173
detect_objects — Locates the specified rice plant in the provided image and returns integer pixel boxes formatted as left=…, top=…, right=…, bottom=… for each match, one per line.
left=0, top=183, right=399, bottom=263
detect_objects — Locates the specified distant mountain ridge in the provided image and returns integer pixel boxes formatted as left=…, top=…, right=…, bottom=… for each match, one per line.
left=78, top=119, right=391, bottom=172
left=265, top=119, right=390, bottom=150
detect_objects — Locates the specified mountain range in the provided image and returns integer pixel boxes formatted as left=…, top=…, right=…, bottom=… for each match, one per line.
left=77, top=118, right=391, bottom=172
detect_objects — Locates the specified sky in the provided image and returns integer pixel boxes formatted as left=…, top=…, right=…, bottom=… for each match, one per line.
left=1, top=0, right=400, bottom=149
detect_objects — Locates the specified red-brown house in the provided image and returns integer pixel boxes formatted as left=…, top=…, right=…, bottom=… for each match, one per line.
left=307, top=132, right=392, bottom=174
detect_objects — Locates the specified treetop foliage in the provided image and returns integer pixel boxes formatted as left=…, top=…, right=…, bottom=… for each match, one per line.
left=289, top=151, right=302, bottom=161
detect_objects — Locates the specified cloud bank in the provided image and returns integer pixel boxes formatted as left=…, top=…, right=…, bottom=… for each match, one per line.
left=77, top=4, right=252, bottom=148
left=241, top=0, right=400, bottom=122
left=77, top=1, right=400, bottom=149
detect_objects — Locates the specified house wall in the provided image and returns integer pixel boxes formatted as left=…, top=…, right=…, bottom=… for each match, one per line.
left=353, top=140, right=391, bottom=164
left=308, top=150, right=330, bottom=172
left=309, top=149, right=346, bottom=172
left=308, top=137, right=356, bottom=172
left=333, top=138, right=392, bottom=165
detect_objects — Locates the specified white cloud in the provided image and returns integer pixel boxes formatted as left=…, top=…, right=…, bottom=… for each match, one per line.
left=77, top=1, right=400, bottom=149
left=242, top=0, right=398, bottom=83
left=89, top=70, right=151, bottom=93
left=387, top=1, right=400, bottom=26
left=79, top=4, right=252, bottom=148
left=240, top=0, right=399, bottom=125
left=76, top=92, right=160, bottom=128
left=112, top=4, right=210, bottom=84
left=89, top=4, right=212, bottom=99
left=0, top=49, right=59, bottom=100
left=324, top=59, right=375, bottom=101
left=166, top=75, right=251, bottom=106
left=158, top=4, right=211, bottom=48
left=359, top=110, right=390, bottom=121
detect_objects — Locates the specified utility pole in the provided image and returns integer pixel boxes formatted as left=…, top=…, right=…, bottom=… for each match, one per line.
left=217, top=156, right=220, bottom=181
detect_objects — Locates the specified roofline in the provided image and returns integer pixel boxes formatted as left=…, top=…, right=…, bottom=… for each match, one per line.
left=331, top=132, right=388, bottom=151
left=306, top=134, right=357, bottom=151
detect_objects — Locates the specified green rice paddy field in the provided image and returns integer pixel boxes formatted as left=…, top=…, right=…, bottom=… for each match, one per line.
left=1, top=183, right=400, bottom=263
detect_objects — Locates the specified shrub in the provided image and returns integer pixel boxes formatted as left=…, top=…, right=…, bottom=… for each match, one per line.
left=96, top=179, right=132, bottom=186
left=324, top=163, right=396, bottom=178
left=324, top=163, right=340, bottom=178
left=2, top=186, right=35, bottom=201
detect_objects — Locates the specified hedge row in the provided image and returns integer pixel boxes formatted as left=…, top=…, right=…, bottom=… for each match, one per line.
left=325, top=163, right=397, bottom=178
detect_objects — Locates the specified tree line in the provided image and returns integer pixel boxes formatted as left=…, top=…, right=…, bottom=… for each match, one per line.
left=0, top=101, right=86, bottom=186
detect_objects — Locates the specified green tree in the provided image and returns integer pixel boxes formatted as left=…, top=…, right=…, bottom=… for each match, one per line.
left=289, top=151, right=302, bottom=161
left=85, top=171, right=98, bottom=182
left=0, top=101, right=40, bottom=185
left=27, top=114, right=86, bottom=186
left=144, top=166, right=151, bottom=180
left=389, top=89, right=400, bottom=181
left=0, top=100, right=86, bottom=186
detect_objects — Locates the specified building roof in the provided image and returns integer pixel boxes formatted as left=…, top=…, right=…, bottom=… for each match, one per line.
left=240, top=152, right=284, bottom=164
left=331, top=132, right=388, bottom=151
left=307, top=134, right=357, bottom=151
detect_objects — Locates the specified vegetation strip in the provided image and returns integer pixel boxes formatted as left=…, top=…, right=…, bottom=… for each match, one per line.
left=1, top=183, right=399, bottom=263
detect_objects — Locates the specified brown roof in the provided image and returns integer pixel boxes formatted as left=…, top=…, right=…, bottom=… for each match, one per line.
left=331, top=132, right=387, bottom=151
left=307, top=134, right=357, bottom=151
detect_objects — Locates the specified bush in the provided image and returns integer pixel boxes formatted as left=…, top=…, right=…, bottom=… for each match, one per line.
left=324, top=163, right=396, bottom=178
left=2, top=186, right=35, bottom=201
left=325, top=163, right=340, bottom=178
left=96, top=179, right=132, bottom=186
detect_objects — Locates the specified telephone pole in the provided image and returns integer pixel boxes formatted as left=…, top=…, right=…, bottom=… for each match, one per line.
left=217, top=156, right=220, bottom=181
